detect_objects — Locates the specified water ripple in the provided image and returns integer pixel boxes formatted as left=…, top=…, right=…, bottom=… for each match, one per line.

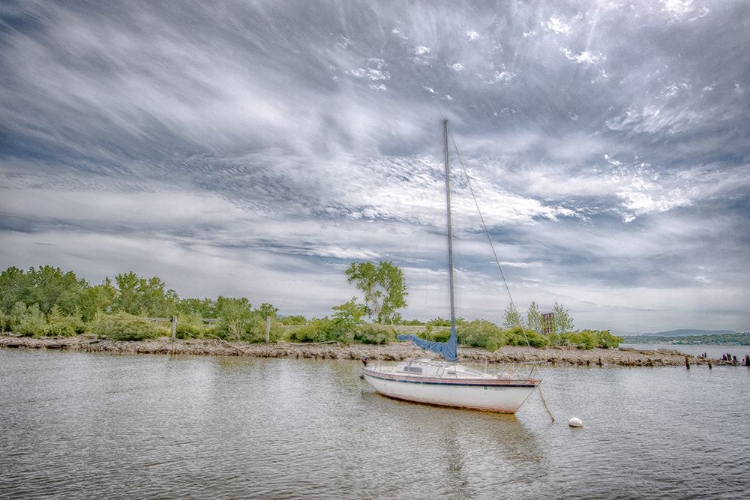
left=0, top=350, right=748, bottom=499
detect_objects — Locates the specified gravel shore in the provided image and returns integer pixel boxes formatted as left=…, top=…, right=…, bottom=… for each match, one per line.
left=0, top=333, right=730, bottom=367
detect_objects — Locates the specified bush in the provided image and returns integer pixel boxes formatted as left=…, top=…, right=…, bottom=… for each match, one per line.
left=458, top=320, right=504, bottom=351
left=176, top=313, right=209, bottom=339
left=243, top=318, right=284, bottom=343
left=427, top=318, right=451, bottom=327
left=10, top=302, right=47, bottom=337
left=88, top=312, right=165, bottom=340
left=213, top=298, right=283, bottom=342
left=281, top=315, right=307, bottom=326
left=43, top=306, right=84, bottom=337
left=503, top=326, right=548, bottom=347
left=353, top=324, right=397, bottom=345
left=400, top=319, right=425, bottom=326
left=560, top=329, right=622, bottom=349
left=287, top=318, right=354, bottom=344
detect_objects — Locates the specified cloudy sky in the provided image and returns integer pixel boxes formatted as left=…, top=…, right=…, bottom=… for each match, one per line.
left=1, top=1, right=748, bottom=335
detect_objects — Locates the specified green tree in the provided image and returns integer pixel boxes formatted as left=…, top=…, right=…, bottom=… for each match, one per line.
left=345, top=261, right=408, bottom=324
left=553, top=301, right=574, bottom=334
left=0, top=266, right=87, bottom=316
left=256, top=302, right=279, bottom=319
left=113, top=272, right=178, bottom=317
left=26, top=266, right=86, bottom=315
left=214, top=297, right=258, bottom=341
left=332, top=297, right=367, bottom=326
left=527, top=301, right=542, bottom=334
left=0, top=266, right=30, bottom=313
left=78, top=278, right=117, bottom=322
left=502, top=303, right=524, bottom=329
left=177, top=298, right=217, bottom=318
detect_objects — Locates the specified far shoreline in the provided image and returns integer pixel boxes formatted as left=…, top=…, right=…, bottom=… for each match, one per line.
left=1, top=333, right=741, bottom=368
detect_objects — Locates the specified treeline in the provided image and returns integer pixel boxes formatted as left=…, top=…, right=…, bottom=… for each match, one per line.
left=621, top=333, right=750, bottom=346
left=0, top=265, right=621, bottom=349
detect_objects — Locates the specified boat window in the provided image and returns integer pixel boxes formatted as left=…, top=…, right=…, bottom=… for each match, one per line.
left=403, top=366, right=423, bottom=374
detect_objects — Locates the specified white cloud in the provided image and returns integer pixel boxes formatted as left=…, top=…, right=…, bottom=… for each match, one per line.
left=545, top=16, right=571, bottom=34
left=661, top=0, right=695, bottom=20
left=605, top=105, right=702, bottom=135
left=467, top=30, right=480, bottom=40
left=561, top=48, right=603, bottom=64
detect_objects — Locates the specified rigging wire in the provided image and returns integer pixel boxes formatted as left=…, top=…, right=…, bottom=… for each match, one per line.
left=447, top=128, right=531, bottom=348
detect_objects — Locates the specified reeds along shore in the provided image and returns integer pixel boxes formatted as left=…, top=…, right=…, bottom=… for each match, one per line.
left=2, top=334, right=744, bottom=367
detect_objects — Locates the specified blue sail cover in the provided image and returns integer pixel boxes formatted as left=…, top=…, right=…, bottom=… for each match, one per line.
left=398, top=327, right=458, bottom=362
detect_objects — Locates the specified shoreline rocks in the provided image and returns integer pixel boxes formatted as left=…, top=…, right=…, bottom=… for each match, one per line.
left=0, top=333, right=735, bottom=367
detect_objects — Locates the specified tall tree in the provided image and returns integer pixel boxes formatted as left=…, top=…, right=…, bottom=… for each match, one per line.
left=113, top=272, right=178, bottom=317
left=256, top=302, right=279, bottom=319
left=502, top=302, right=525, bottom=329
left=0, top=267, right=29, bottom=313
left=345, top=261, right=408, bottom=324
left=553, top=301, right=574, bottom=334
left=78, top=278, right=117, bottom=322
left=527, top=301, right=542, bottom=334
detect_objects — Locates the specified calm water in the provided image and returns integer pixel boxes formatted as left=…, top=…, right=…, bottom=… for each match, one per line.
left=623, top=343, right=750, bottom=361
left=1, top=349, right=748, bottom=499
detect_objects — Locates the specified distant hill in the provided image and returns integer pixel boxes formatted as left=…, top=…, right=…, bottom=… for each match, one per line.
left=642, top=329, right=736, bottom=337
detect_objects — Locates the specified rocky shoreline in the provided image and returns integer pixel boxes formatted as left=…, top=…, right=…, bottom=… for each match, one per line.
left=0, top=333, right=736, bottom=367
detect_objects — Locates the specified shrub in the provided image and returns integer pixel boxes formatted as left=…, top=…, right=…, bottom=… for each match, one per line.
left=10, top=302, right=47, bottom=337
left=243, top=318, right=284, bottom=343
left=427, top=318, right=451, bottom=327
left=213, top=298, right=282, bottom=342
left=400, top=319, right=425, bottom=326
left=595, top=329, right=623, bottom=349
left=458, top=320, right=504, bottom=351
left=88, top=311, right=165, bottom=341
left=281, top=315, right=307, bottom=326
left=43, top=306, right=84, bottom=337
left=501, top=326, right=549, bottom=348
left=287, top=317, right=354, bottom=344
left=560, top=329, right=622, bottom=349
left=354, top=324, right=396, bottom=345
left=176, top=313, right=209, bottom=339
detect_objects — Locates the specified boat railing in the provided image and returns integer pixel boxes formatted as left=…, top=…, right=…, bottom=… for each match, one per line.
left=491, top=360, right=544, bottom=379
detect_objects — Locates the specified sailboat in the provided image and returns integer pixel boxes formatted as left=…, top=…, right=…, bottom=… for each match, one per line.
left=362, top=120, right=540, bottom=413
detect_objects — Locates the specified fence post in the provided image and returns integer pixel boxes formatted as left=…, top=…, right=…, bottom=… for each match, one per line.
left=172, top=315, right=177, bottom=341
left=265, top=316, right=271, bottom=344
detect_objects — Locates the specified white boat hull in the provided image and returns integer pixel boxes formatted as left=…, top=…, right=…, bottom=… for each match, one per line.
left=363, top=363, right=539, bottom=413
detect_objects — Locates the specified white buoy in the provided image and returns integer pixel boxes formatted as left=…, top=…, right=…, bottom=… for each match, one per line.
left=568, top=417, right=583, bottom=428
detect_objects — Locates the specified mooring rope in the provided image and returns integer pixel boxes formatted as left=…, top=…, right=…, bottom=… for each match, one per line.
left=537, top=384, right=555, bottom=423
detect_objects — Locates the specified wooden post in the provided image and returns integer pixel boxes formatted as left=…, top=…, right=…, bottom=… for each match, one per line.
left=265, top=316, right=271, bottom=344
left=685, top=356, right=690, bottom=370
left=171, top=315, right=177, bottom=341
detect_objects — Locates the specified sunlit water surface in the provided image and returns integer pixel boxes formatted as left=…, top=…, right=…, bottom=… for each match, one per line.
left=1, top=349, right=748, bottom=499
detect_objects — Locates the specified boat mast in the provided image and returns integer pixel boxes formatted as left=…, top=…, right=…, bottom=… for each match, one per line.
left=444, top=120, right=457, bottom=339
